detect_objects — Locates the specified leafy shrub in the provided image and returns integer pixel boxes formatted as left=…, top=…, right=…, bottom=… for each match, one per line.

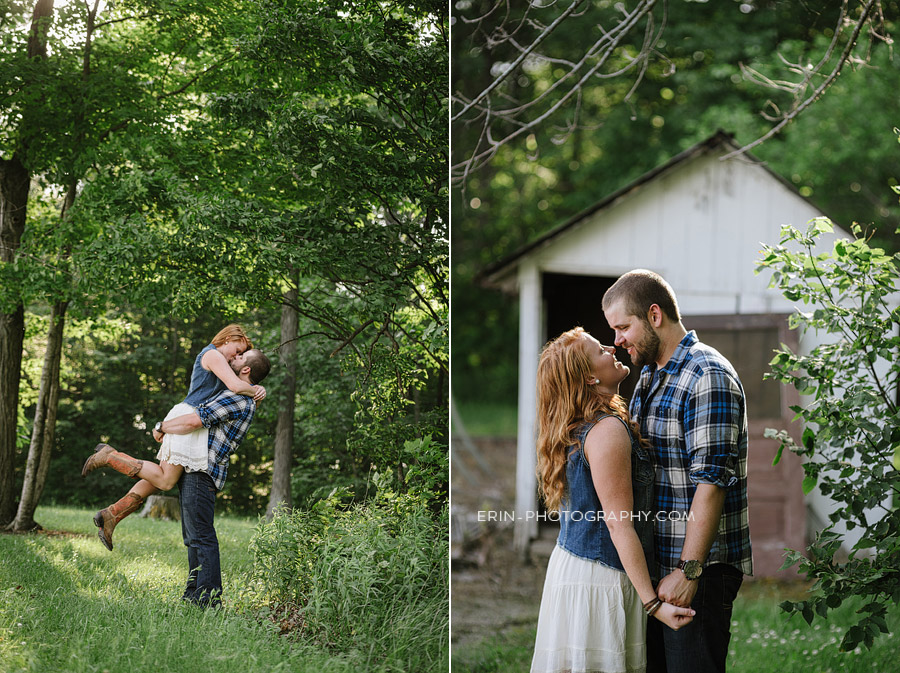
left=757, top=217, right=900, bottom=651
left=248, top=488, right=448, bottom=669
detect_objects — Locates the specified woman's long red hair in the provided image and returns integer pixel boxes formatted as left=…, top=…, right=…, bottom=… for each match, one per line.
left=535, top=327, right=645, bottom=512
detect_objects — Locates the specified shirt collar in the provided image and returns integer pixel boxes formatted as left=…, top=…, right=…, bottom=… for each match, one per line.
left=659, top=330, right=698, bottom=375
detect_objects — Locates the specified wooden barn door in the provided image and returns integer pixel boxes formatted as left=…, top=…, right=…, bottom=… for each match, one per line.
left=685, top=314, right=806, bottom=578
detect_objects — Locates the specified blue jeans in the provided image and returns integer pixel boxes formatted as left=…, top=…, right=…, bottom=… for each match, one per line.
left=178, top=471, right=221, bottom=607
left=647, top=563, right=744, bottom=673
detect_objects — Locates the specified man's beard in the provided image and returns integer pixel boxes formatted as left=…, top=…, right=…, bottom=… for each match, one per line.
left=630, top=322, right=661, bottom=368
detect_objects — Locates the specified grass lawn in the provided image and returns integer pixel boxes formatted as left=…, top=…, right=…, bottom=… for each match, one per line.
left=450, top=580, right=900, bottom=672
left=454, top=402, right=517, bottom=438
left=0, top=505, right=399, bottom=672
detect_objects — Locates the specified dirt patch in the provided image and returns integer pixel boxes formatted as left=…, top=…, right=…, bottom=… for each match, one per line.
left=451, top=436, right=550, bottom=651
left=452, top=525, right=552, bottom=651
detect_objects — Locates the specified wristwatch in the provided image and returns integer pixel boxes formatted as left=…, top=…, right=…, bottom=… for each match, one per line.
left=154, top=421, right=164, bottom=434
left=677, top=559, right=703, bottom=580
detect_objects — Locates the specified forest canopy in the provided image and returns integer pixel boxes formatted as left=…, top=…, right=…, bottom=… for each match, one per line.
left=1, top=0, right=448, bottom=526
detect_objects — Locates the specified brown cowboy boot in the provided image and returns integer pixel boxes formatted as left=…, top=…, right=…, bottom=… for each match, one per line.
left=81, top=443, right=143, bottom=479
left=93, top=492, right=144, bottom=551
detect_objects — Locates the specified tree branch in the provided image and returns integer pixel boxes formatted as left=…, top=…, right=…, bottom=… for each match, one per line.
left=330, top=318, right=377, bottom=357
left=451, top=0, right=588, bottom=123
left=452, top=0, right=659, bottom=180
left=157, top=54, right=235, bottom=102
left=723, top=0, right=881, bottom=161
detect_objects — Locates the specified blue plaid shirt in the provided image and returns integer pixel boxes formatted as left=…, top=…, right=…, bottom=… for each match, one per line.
left=195, top=391, right=256, bottom=491
left=629, top=331, right=752, bottom=577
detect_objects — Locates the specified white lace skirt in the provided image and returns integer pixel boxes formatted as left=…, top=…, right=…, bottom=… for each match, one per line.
left=531, top=545, right=647, bottom=673
left=155, top=403, right=209, bottom=472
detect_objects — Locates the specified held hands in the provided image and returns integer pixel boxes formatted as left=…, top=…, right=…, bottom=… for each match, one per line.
left=649, top=570, right=699, bottom=630
left=252, top=385, right=266, bottom=402
left=654, top=601, right=696, bottom=630
left=657, top=570, right=699, bottom=608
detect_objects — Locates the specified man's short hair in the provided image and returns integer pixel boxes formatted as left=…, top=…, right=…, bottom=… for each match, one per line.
left=243, top=349, right=272, bottom=385
left=602, top=269, right=681, bottom=323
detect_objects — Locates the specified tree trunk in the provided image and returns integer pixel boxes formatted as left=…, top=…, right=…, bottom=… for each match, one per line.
left=0, top=0, right=56, bottom=527
left=266, top=279, right=299, bottom=519
left=7, top=174, right=75, bottom=531
left=8, top=300, right=69, bottom=531
left=138, top=494, right=180, bottom=521
left=0, top=157, right=31, bottom=525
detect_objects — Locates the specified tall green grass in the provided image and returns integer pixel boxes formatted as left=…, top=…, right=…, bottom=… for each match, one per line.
left=248, top=493, right=449, bottom=671
left=0, top=504, right=447, bottom=672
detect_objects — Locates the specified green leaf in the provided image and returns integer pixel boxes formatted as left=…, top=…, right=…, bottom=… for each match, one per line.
left=802, top=474, right=817, bottom=495
left=872, top=615, right=890, bottom=634
left=772, top=442, right=784, bottom=466
left=802, top=427, right=815, bottom=450
left=779, top=550, right=803, bottom=571
left=801, top=602, right=814, bottom=625
left=812, top=218, right=834, bottom=234
left=769, top=352, right=789, bottom=367
left=841, top=625, right=864, bottom=651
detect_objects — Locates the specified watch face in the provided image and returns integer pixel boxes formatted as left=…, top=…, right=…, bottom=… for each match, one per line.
left=680, top=560, right=703, bottom=579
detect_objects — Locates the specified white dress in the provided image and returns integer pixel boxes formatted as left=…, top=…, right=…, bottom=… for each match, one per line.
left=530, top=545, right=647, bottom=673
left=155, top=402, right=209, bottom=472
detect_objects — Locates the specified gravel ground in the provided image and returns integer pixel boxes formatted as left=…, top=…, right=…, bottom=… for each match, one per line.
left=451, top=436, right=549, bottom=652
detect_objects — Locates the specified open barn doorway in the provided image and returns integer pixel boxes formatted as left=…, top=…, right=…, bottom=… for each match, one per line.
left=542, top=272, right=640, bottom=400
left=533, top=272, right=641, bottom=547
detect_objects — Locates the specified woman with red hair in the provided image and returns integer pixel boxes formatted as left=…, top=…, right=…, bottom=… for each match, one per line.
left=531, top=327, right=693, bottom=673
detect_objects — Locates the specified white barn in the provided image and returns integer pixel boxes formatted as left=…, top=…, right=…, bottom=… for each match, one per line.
left=484, top=130, right=856, bottom=577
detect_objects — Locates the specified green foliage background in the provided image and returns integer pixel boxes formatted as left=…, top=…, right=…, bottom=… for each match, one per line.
left=451, top=0, right=900, bottom=408
left=3, top=0, right=448, bottom=517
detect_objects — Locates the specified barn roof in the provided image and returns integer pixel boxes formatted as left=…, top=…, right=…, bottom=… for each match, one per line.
left=482, top=130, right=825, bottom=285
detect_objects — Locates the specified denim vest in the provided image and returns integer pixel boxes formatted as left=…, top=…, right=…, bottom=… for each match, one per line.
left=182, top=344, right=228, bottom=407
left=557, top=414, right=655, bottom=573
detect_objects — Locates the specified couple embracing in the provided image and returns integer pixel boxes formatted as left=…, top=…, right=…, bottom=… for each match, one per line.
left=531, top=270, right=753, bottom=673
left=81, top=324, right=272, bottom=608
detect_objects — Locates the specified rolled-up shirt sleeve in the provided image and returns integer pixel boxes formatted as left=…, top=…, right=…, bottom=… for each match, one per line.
left=684, top=368, right=743, bottom=488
